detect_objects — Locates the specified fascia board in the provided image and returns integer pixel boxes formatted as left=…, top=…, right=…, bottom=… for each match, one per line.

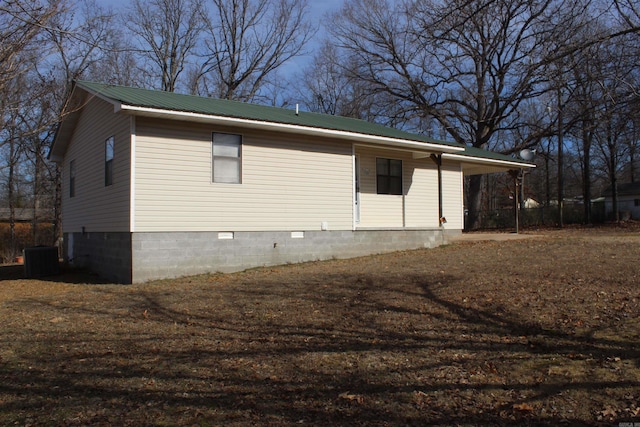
left=119, top=105, right=465, bottom=154
left=443, top=152, right=536, bottom=169
left=77, top=83, right=124, bottom=112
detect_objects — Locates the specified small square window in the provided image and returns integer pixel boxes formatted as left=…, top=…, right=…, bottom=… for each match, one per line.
left=376, top=158, right=402, bottom=195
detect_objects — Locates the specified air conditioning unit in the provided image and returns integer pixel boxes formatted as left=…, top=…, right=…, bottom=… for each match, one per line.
left=23, top=246, right=60, bottom=278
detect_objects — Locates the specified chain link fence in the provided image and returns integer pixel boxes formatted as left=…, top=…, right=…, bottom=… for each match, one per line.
left=468, top=202, right=606, bottom=230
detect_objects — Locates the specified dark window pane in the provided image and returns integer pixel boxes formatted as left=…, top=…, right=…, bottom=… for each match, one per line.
left=105, top=159, right=113, bottom=186
left=389, top=176, right=402, bottom=195
left=377, top=176, right=390, bottom=194
left=376, top=158, right=402, bottom=195
left=390, top=159, right=402, bottom=177
left=105, top=136, right=114, bottom=186
left=376, top=158, right=389, bottom=176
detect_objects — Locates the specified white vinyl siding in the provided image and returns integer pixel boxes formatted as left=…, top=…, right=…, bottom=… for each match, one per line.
left=133, top=118, right=353, bottom=232
left=403, top=156, right=439, bottom=228
left=358, top=149, right=403, bottom=227
left=356, top=147, right=440, bottom=228
left=62, top=97, right=131, bottom=232
left=441, top=160, right=464, bottom=229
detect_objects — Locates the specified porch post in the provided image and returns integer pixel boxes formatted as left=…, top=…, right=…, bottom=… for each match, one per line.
left=430, top=154, right=444, bottom=226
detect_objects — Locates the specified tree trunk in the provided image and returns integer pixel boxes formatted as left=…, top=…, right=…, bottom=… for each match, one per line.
left=465, top=175, right=484, bottom=230
left=8, top=137, right=17, bottom=261
left=581, top=126, right=592, bottom=224
left=32, top=145, right=42, bottom=245
left=610, top=145, right=619, bottom=222
left=557, top=92, right=564, bottom=228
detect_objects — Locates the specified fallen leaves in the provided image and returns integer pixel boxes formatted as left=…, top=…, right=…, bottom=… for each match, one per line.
left=598, top=405, right=617, bottom=420
left=513, top=402, right=534, bottom=413
left=1, top=228, right=640, bottom=426
left=338, top=392, right=365, bottom=405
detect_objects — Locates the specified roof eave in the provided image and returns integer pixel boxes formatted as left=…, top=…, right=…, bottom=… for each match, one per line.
left=119, top=105, right=465, bottom=154
left=443, top=152, right=536, bottom=175
left=49, top=84, right=124, bottom=163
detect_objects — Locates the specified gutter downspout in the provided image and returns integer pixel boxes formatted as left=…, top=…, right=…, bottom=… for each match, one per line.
left=430, top=154, right=445, bottom=227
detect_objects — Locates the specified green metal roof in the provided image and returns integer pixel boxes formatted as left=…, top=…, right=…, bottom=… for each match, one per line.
left=67, top=80, right=533, bottom=168
left=77, top=80, right=462, bottom=149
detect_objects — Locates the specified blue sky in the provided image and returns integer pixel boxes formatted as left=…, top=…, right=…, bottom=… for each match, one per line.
left=101, top=0, right=344, bottom=36
left=101, top=0, right=344, bottom=77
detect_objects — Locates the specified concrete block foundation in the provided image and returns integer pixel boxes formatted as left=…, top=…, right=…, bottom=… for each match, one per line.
left=64, top=232, right=133, bottom=283
left=65, top=228, right=459, bottom=284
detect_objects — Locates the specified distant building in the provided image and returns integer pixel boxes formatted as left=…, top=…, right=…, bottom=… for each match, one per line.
left=602, top=182, right=640, bottom=220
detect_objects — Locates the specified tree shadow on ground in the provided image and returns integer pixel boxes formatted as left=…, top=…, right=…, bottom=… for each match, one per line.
left=1, top=267, right=638, bottom=426
left=0, top=263, right=111, bottom=283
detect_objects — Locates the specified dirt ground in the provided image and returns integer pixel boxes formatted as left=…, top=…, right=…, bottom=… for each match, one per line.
left=1, top=225, right=639, bottom=426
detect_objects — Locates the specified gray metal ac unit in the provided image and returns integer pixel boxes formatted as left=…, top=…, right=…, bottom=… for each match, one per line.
left=23, top=246, right=60, bottom=278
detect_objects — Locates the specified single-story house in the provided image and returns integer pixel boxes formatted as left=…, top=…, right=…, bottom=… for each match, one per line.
left=50, top=81, right=534, bottom=283
left=602, top=182, right=640, bottom=220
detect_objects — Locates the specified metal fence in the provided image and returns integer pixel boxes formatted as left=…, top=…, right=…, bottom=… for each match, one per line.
left=469, top=203, right=606, bottom=231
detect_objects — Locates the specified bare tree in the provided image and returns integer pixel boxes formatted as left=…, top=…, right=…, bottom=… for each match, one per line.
left=614, top=0, right=640, bottom=32
left=564, top=34, right=610, bottom=224
left=297, top=42, right=352, bottom=115
left=1, top=0, right=62, bottom=118
left=1, top=0, right=122, bottom=255
left=85, top=31, right=142, bottom=87
left=1, top=0, right=63, bottom=257
left=126, top=0, right=205, bottom=92
left=292, top=41, right=381, bottom=120
left=192, top=0, right=315, bottom=102
left=591, top=37, right=639, bottom=221
left=330, top=0, right=590, bottom=229
left=40, top=0, right=119, bottom=118
left=0, top=80, right=25, bottom=260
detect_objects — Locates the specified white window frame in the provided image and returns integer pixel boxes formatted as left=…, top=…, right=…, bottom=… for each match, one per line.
left=212, top=132, right=242, bottom=184
left=376, top=157, right=403, bottom=195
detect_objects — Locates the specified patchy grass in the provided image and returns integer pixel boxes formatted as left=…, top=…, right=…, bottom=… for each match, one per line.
left=1, top=228, right=639, bottom=426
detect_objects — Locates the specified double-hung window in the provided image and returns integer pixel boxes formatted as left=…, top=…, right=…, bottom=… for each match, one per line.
left=212, top=132, right=242, bottom=184
left=376, top=158, right=402, bottom=195
left=105, top=136, right=114, bottom=186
